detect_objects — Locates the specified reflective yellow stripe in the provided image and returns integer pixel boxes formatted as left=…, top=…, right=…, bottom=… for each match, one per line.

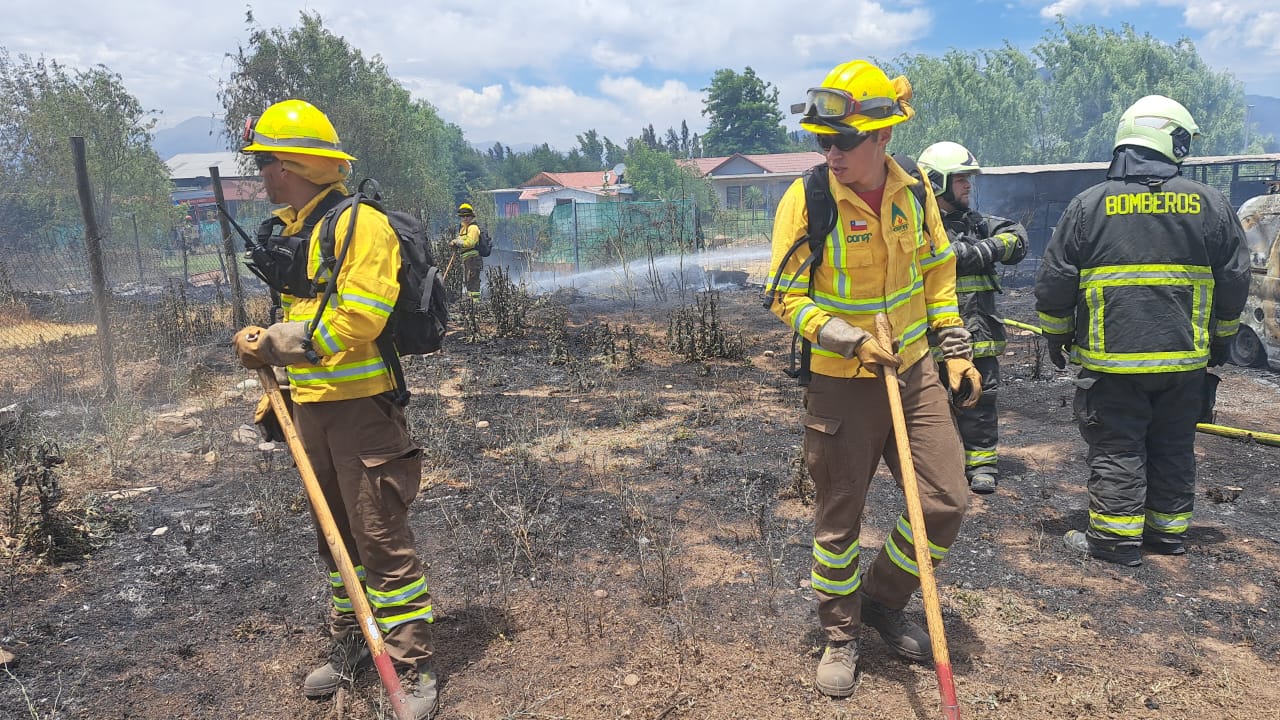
left=1089, top=510, right=1143, bottom=537
left=810, top=566, right=861, bottom=595
left=812, top=538, right=860, bottom=569
left=1038, top=311, right=1073, bottom=335
left=1145, top=509, right=1192, bottom=534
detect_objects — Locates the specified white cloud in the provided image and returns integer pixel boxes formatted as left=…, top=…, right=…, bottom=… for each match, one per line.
left=0, top=1, right=940, bottom=148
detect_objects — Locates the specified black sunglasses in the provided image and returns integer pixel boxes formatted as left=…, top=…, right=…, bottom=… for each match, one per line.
left=816, top=133, right=870, bottom=152
left=253, top=152, right=278, bottom=170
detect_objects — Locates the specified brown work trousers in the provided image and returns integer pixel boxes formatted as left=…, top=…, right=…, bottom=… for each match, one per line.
left=463, top=255, right=483, bottom=296
left=293, top=392, right=433, bottom=668
left=803, top=356, right=968, bottom=644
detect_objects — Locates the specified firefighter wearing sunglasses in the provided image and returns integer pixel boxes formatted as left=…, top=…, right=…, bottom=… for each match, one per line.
left=766, top=59, right=977, bottom=698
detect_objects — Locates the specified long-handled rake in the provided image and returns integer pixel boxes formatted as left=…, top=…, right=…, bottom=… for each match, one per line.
left=873, top=313, right=961, bottom=720
left=257, top=367, right=416, bottom=720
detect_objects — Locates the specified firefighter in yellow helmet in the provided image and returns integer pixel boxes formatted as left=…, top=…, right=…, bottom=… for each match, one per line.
left=232, top=99, right=439, bottom=718
left=766, top=60, right=976, bottom=697
left=450, top=202, right=483, bottom=301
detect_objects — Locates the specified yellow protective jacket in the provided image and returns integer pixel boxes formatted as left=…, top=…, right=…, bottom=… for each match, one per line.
left=767, top=156, right=963, bottom=379
left=278, top=184, right=400, bottom=403
left=454, top=223, right=480, bottom=259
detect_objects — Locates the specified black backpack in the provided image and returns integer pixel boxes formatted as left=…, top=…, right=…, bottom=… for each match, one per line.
left=763, top=155, right=932, bottom=385
left=312, top=179, right=449, bottom=405
left=476, top=227, right=493, bottom=257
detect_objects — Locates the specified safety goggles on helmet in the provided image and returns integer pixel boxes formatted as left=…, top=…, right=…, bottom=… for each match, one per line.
left=816, top=133, right=871, bottom=152
left=792, top=88, right=900, bottom=123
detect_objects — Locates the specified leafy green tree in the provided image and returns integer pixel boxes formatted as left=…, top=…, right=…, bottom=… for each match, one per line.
left=701, top=67, right=788, bottom=156
left=1034, top=21, right=1245, bottom=162
left=623, top=139, right=716, bottom=209
left=0, top=50, right=175, bottom=251
left=885, top=46, right=1045, bottom=164
left=219, top=11, right=467, bottom=227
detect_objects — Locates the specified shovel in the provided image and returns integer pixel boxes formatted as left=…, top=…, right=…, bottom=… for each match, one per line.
left=873, top=313, right=962, bottom=720
left=257, top=367, right=416, bottom=720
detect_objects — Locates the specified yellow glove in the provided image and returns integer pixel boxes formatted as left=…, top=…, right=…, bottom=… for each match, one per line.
left=943, top=357, right=983, bottom=409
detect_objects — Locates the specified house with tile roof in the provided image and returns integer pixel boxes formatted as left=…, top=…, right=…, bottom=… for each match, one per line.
left=680, top=152, right=825, bottom=214
left=488, top=168, right=632, bottom=217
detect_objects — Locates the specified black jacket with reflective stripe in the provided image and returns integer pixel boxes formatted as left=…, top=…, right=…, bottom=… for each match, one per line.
left=1034, top=171, right=1251, bottom=374
left=942, top=209, right=1028, bottom=357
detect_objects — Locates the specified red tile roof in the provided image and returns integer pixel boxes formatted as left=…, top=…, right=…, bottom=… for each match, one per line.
left=680, top=152, right=826, bottom=177
left=523, top=170, right=622, bottom=189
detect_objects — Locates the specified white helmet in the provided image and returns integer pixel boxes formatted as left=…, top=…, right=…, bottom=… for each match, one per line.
left=917, top=141, right=981, bottom=200
left=1114, top=95, right=1200, bottom=163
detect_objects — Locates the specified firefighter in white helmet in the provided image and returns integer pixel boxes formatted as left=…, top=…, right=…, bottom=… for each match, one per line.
left=917, top=141, right=1028, bottom=494
left=1036, top=95, right=1250, bottom=567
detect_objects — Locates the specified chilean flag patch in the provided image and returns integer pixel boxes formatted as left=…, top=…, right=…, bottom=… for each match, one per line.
left=849, top=219, right=868, bottom=233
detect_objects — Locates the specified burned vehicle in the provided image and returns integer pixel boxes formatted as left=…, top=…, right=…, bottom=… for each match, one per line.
left=1232, top=192, right=1280, bottom=370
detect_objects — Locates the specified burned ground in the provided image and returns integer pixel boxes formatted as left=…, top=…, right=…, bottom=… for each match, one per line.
left=1, top=285, right=1278, bottom=720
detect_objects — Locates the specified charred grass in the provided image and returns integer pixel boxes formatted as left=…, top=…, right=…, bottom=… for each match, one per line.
left=0, top=286, right=1278, bottom=719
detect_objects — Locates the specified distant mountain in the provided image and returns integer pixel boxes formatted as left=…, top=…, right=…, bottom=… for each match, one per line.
left=1245, top=94, right=1280, bottom=152
left=153, top=116, right=229, bottom=160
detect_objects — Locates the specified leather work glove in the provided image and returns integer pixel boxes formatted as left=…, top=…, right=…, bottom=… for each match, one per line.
left=943, top=357, right=983, bottom=409
left=818, top=317, right=900, bottom=371
left=936, top=326, right=973, bottom=359
left=233, top=322, right=313, bottom=369
left=253, top=387, right=294, bottom=443
left=1208, top=337, right=1232, bottom=367
left=1044, top=332, right=1073, bottom=370
left=449, top=238, right=463, bottom=248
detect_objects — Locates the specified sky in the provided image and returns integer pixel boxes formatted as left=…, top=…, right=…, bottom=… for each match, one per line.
left=4, top=0, right=1280, bottom=153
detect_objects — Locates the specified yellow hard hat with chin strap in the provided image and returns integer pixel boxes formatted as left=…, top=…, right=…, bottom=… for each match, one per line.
left=241, top=99, right=357, bottom=162
left=796, top=60, right=915, bottom=137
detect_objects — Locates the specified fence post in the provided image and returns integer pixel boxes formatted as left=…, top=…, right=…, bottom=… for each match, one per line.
left=210, top=166, right=247, bottom=327
left=572, top=200, right=580, bottom=273
left=131, top=213, right=144, bottom=284
left=70, top=136, right=117, bottom=400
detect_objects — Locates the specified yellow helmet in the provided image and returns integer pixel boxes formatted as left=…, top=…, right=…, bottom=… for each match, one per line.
left=457, top=202, right=475, bottom=216
left=240, top=99, right=356, bottom=161
left=797, top=60, right=915, bottom=136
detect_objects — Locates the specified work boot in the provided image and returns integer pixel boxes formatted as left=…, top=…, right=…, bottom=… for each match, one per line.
left=303, top=637, right=372, bottom=698
left=861, top=598, right=931, bottom=663
left=1142, top=535, right=1187, bottom=556
left=813, top=640, right=858, bottom=698
left=968, top=472, right=997, bottom=495
left=397, top=663, right=439, bottom=720
left=1063, top=530, right=1141, bottom=567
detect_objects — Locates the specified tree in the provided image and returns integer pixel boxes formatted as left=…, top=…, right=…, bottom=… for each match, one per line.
left=885, top=46, right=1045, bottom=165
left=0, top=50, right=175, bottom=252
left=1034, top=21, right=1244, bottom=162
left=219, top=11, right=467, bottom=227
left=623, top=139, right=715, bottom=209
left=882, top=22, right=1247, bottom=165
left=701, top=67, right=788, bottom=156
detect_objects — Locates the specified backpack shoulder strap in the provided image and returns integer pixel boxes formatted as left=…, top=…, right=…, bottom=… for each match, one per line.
left=891, top=152, right=937, bottom=254
left=891, top=153, right=929, bottom=211
left=763, top=163, right=836, bottom=310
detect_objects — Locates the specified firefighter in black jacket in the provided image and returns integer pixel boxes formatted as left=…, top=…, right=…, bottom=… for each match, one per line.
left=918, top=142, right=1028, bottom=494
left=1035, top=95, right=1251, bottom=566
